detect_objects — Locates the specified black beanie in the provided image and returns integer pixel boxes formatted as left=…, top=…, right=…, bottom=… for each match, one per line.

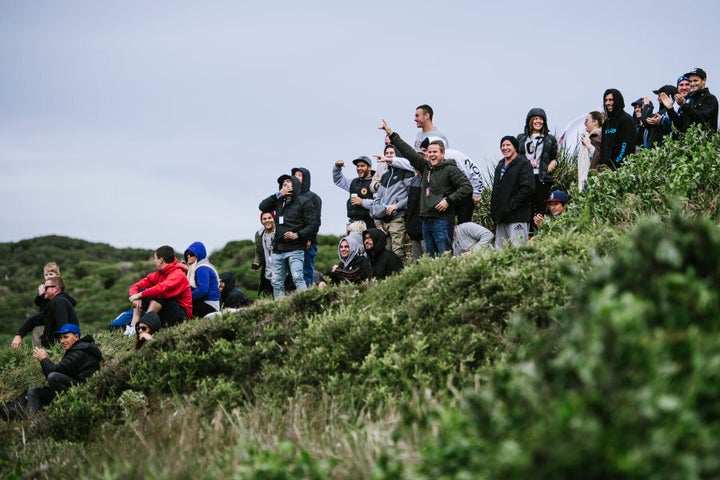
left=500, top=135, right=519, bottom=152
left=138, top=311, right=162, bottom=333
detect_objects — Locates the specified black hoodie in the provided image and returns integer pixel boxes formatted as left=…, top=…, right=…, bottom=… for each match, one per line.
left=219, top=272, right=250, bottom=308
left=291, top=167, right=322, bottom=242
left=17, top=291, right=79, bottom=347
left=39, top=334, right=102, bottom=383
left=258, top=175, right=319, bottom=253
left=363, top=229, right=403, bottom=280
left=600, top=88, right=636, bottom=169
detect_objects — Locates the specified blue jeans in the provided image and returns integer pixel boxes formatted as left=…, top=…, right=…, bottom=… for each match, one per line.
left=303, top=242, right=318, bottom=287
left=271, top=250, right=307, bottom=298
left=422, top=218, right=454, bottom=258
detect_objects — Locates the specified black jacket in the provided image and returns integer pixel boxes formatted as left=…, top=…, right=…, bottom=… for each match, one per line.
left=363, top=229, right=403, bottom=280
left=490, top=154, right=535, bottom=224
left=517, top=107, right=558, bottom=184
left=667, top=87, right=719, bottom=133
left=600, top=89, right=636, bottom=169
left=219, top=272, right=250, bottom=308
left=40, top=335, right=102, bottom=383
left=17, top=292, right=79, bottom=347
left=259, top=175, right=319, bottom=253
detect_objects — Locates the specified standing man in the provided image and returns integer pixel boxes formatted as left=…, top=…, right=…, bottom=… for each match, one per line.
left=490, top=136, right=535, bottom=248
left=1, top=324, right=102, bottom=420
left=11, top=276, right=78, bottom=349
left=599, top=88, right=636, bottom=170
left=259, top=174, right=319, bottom=298
left=128, top=245, right=193, bottom=327
left=413, top=104, right=449, bottom=151
left=665, top=67, right=718, bottom=132
left=380, top=120, right=472, bottom=257
left=369, top=155, right=415, bottom=260
left=333, top=156, right=375, bottom=230
left=291, top=167, right=322, bottom=287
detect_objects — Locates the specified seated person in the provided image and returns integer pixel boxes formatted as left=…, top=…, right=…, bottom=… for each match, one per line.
left=128, top=245, right=193, bottom=328
left=327, top=235, right=370, bottom=284
left=452, top=222, right=495, bottom=256
left=11, top=276, right=78, bottom=349
left=1, top=324, right=102, bottom=420
left=134, top=311, right=161, bottom=351
left=362, top=229, right=403, bottom=280
left=219, top=272, right=250, bottom=309
left=184, top=242, right=221, bottom=317
left=533, top=190, right=569, bottom=230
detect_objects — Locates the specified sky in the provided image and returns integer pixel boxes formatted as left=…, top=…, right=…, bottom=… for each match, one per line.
left=2, top=0, right=719, bottom=254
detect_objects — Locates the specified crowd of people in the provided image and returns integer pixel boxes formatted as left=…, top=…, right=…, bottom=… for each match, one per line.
left=3, top=67, right=717, bottom=420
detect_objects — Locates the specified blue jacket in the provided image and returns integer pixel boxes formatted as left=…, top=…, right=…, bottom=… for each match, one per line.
left=184, top=242, right=221, bottom=303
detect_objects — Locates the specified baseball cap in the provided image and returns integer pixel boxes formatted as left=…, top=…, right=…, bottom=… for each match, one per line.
left=352, top=156, right=372, bottom=167
left=676, top=75, right=690, bottom=86
left=54, top=324, right=81, bottom=336
left=420, top=136, right=447, bottom=149
left=545, top=190, right=569, bottom=204
left=653, top=85, right=679, bottom=97
left=684, top=67, right=707, bottom=80
left=630, top=98, right=644, bottom=107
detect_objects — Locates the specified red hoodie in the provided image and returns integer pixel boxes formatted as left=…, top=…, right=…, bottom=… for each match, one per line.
left=129, top=258, right=193, bottom=319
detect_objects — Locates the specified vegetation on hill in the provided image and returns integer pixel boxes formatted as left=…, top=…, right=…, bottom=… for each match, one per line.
left=0, top=126, right=719, bottom=478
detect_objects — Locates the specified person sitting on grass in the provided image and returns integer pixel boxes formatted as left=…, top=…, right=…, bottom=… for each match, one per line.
left=533, top=190, right=569, bottom=230
left=134, top=311, right=161, bottom=351
left=1, top=324, right=102, bottom=421
left=327, top=235, right=370, bottom=284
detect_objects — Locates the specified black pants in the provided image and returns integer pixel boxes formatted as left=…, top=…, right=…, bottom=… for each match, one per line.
left=142, top=297, right=187, bottom=327
left=1, top=372, right=76, bottom=420
left=454, top=196, right=476, bottom=224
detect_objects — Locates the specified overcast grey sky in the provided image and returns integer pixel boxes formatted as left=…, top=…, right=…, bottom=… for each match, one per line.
left=2, top=0, right=719, bottom=253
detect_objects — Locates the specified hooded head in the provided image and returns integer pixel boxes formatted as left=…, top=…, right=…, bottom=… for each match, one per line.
left=603, top=88, right=626, bottom=117
left=184, top=241, right=208, bottom=263
left=277, top=174, right=301, bottom=198
left=291, top=167, right=312, bottom=194
left=219, top=271, right=236, bottom=293
left=524, top=108, right=548, bottom=135
left=362, top=228, right=387, bottom=256
left=338, top=234, right=362, bottom=268
left=138, top=311, right=161, bottom=334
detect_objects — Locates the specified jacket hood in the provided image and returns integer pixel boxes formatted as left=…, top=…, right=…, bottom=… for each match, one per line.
left=277, top=174, right=301, bottom=198
left=56, top=291, right=77, bottom=307
left=73, top=335, right=103, bottom=362
left=603, top=88, right=626, bottom=117
left=291, top=167, right=312, bottom=194
left=162, top=258, right=188, bottom=275
left=524, top=107, right=549, bottom=135
left=363, top=228, right=387, bottom=255
left=184, top=241, right=208, bottom=262
left=338, top=235, right=362, bottom=268
left=219, top=271, right=236, bottom=291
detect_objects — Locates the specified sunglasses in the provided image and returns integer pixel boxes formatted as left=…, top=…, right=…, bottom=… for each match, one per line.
left=44, top=285, right=57, bottom=289
left=137, top=325, right=149, bottom=333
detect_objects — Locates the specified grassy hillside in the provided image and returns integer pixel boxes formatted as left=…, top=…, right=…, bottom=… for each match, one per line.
left=1, top=126, right=719, bottom=478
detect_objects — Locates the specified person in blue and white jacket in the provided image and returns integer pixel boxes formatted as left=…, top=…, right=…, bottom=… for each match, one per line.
left=184, top=241, right=220, bottom=317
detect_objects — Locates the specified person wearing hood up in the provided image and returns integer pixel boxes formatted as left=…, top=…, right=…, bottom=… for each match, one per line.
left=184, top=241, right=221, bottom=318
left=599, top=88, right=636, bottom=170
left=11, top=276, right=79, bottom=350
left=327, top=235, right=370, bottom=284
left=517, top=108, right=558, bottom=223
left=133, top=311, right=161, bottom=350
left=218, top=271, right=250, bottom=309
left=258, top=174, right=319, bottom=298
left=291, top=167, right=322, bottom=287
left=128, top=245, right=193, bottom=327
left=362, top=228, right=403, bottom=280
left=1, top=323, right=102, bottom=420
